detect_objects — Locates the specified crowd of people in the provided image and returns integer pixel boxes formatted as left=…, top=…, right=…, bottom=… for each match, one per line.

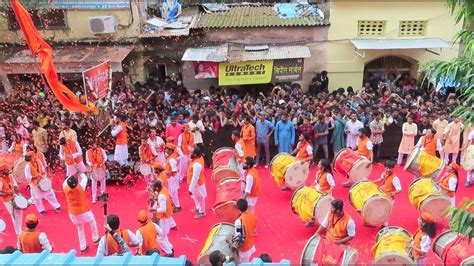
left=0, top=69, right=473, bottom=265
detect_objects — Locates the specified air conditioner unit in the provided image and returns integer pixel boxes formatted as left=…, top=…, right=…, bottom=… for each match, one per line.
left=88, top=16, right=116, bottom=34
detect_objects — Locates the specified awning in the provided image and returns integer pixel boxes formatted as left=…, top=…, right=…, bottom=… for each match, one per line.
left=0, top=45, right=134, bottom=74
left=181, top=45, right=311, bottom=62
left=351, top=38, right=451, bottom=50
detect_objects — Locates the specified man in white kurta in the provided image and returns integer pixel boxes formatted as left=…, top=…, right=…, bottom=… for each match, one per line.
left=24, top=154, right=61, bottom=215
left=344, top=113, right=364, bottom=149
left=188, top=148, right=207, bottom=219
left=148, top=130, right=166, bottom=164
left=0, top=166, right=22, bottom=235
left=150, top=180, right=174, bottom=255
left=63, top=174, right=99, bottom=252
left=85, top=144, right=108, bottom=204
left=59, top=138, right=87, bottom=177
left=111, top=115, right=128, bottom=166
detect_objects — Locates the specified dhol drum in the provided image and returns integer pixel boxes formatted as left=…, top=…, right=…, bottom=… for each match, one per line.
left=197, top=223, right=235, bottom=265
left=213, top=178, right=242, bottom=223
left=211, top=148, right=239, bottom=183
left=333, top=148, right=372, bottom=183
left=13, top=195, right=28, bottom=210
left=12, top=159, right=27, bottom=184
left=139, top=163, right=152, bottom=176
left=349, top=181, right=393, bottom=226
left=291, top=186, right=333, bottom=224
left=433, top=230, right=474, bottom=265
left=372, top=226, right=413, bottom=264
left=0, top=218, right=5, bottom=232
left=408, top=178, right=451, bottom=219
left=38, top=178, right=52, bottom=192
left=271, top=153, right=309, bottom=189
left=405, top=146, right=445, bottom=179
left=301, top=235, right=358, bottom=265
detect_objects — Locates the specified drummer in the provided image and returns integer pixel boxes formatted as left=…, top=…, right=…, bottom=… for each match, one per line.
left=292, top=133, right=313, bottom=164
left=410, top=212, right=436, bottom=265
left=232, top=199, right=257, bottom=263
left=242, top=157, right=261, bottom=214
left=437, top=162, right=459, bottom=206
left=312, top=159, right=335, bottom=195
left=139, top=137, right=158, bottom=183
left=344, top=128, right=373, bottom=187
left=315, top=199, right=356, bottom=245
left=415, top=128, right=443, bottom=158
left=231, top=130, right=246, bottom=177
left=0, top=163, right=22, bottom=235
left=148, top=129, right=166, bottom=165
left=85, top=142, right=108, bottom=204
left=373, top=160, right=401, bottom=226
left=24, top=151, right=61, bottom=215
left=187, top=147, right=207, bottom=219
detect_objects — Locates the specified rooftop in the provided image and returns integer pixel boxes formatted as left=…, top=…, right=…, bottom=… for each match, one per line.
left=197, top=4, right=328, bottom=29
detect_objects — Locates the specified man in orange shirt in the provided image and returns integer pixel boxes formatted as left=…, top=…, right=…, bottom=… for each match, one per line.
left=0, top=163, right=22, bottom=235
left=187, top=147, right=207, bottom=219
left=373, top=160, right=402, bottom=227
left=353, top=128, right=373, bottom=162
left=315, top=199, right=356, bottom=245
left=139, top=138, right=158, bottom=184
left=165, top=143, right=181, bottom=212
left=232, top=199, right=257, bottom=263
left=96, top=214, right=137, bottom=256
left=242, top=157, right=260, bottom=214
left=149, top=180, right=174, bottom=256
left=292, top=133, right=313, bottom=164
left=177, top=124, right=195, bottom=183
left=232, top=130, right=246, bottom=177
left=17, top=213, right=52, bottom=253
left=63, top=174, right=99, bottom=252
left=85, top=142, right=107, bottom=204
left=111, top=114, right=128, bottom=166
left=415, top=128, right=443, bottom=158
left=437, top=162, right=459, bottom=206
left=136, top=210, right=172, bottom=256
left=59, top=137, right=87, bottom=177
left=241, top=117, right=256, bottom=159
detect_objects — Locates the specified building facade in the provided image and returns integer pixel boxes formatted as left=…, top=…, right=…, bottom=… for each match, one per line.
left=327, top=1, right=461, bottom=89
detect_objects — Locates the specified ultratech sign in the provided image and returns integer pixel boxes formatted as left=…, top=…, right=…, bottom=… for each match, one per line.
left=218, top=60, right=273, bottom=86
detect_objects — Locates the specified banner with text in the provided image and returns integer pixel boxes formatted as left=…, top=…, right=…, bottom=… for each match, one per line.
left=272, top=59, right=304, bottom=82
left=83, top=61, right=111, bottom=103
left=218, top=60, right=273, bottom=86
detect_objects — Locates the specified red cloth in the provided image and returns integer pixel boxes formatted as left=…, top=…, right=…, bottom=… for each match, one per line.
left=213, top=150, right=234, bottom=170
left=313, top=237, right=347, bottom=264
left=10, top=0, right=97, bottom=114
left=334, top=149, right=359, bottom=175
left=441, top=235, right=474, bottom=265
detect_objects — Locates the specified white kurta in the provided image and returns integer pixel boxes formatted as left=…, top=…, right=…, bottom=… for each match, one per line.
left=148, top=137, right=166, bottom=164
left=24, top=163, right=60, bottom=212
left=111, top=125, right=128, bottom=164
left=345, top=120, right=364, bottom=149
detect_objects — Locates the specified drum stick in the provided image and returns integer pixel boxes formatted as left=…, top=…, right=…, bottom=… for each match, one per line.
left=145, top=91, right=155, bottom=101
left=97, top=123, right=111, bottom=137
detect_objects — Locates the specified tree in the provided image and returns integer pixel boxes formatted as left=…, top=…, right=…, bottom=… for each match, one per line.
left=445, top=199, right=474, bottom=239
left=421, top=0, right=473, bottom=124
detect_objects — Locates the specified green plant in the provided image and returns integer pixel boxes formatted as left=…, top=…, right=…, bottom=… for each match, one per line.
left=445, top=199, right=474, bottom=239
left=420, top=0, right=473, bottom=125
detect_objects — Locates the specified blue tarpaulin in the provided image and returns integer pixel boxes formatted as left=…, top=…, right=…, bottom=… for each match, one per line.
left=274, top=2, right=319, bottom=19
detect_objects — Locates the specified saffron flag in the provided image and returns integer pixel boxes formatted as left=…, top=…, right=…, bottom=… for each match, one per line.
left=10, top=0, right=97, bottom=114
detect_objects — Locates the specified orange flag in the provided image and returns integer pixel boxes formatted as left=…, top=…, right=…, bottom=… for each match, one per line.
left=10, top=0, right=97, bottom=114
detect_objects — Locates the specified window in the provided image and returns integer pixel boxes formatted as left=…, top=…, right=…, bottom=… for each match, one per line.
left=7, top=9, right=67, bottom=31
left=358, top=20, right=386, bottom=37
left=399, top=20, right=427, bottom=37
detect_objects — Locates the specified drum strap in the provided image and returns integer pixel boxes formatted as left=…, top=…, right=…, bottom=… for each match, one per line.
left=330, top=214, right=345, bottom=228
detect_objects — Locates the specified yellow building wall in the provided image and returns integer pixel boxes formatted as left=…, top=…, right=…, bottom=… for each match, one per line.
left=327, top=1, right=462, bottom=90
left=0, top=3, right=141, bottom=44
